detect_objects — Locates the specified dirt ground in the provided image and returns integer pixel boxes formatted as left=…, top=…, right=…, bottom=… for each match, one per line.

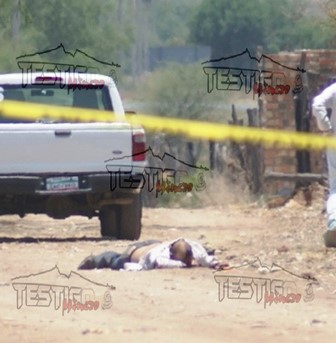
left=1, top=187, right=336, bottom=343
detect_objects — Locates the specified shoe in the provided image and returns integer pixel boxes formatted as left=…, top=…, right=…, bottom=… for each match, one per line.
left=78, top=256, right=96, bottom=270
left=323, top=219, right=336, bottom=248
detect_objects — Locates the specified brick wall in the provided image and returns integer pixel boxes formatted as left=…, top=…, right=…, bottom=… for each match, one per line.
left=261, top=49, right=336, bottom=196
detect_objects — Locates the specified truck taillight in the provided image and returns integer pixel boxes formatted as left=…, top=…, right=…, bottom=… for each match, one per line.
left=132, top=132, right=146, bottom=161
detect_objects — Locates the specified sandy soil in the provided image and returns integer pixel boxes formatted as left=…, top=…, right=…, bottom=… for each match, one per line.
left=1, top=192, right=336, bottom=343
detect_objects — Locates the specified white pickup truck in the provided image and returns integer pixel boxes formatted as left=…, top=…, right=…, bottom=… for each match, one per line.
left=0, top=73, right=146, bottom=239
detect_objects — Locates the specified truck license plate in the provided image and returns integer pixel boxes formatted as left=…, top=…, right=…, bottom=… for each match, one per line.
left=46, top=176, right=79, bottom=192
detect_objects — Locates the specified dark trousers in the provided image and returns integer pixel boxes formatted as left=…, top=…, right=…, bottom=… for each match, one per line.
left=78, top=239, right=161, bottom=270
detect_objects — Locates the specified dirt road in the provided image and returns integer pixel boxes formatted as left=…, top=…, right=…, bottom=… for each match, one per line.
left=1, top=198, right=336, bottom=343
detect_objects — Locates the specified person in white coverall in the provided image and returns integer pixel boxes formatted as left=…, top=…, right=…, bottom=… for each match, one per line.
left=312, top=82, right=336, bottom=247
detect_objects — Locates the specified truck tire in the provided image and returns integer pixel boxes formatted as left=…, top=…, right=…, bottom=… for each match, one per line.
left=117, top=193, right=142, bottom=240
left=99, top=205, right=118, bottom=237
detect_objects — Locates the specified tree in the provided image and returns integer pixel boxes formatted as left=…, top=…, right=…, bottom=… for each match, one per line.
left=319, top=0, right=336, bottom=46
left=189, top=0, right=269, bottom=59
left=138, top=63, right=224, bottom=121
left=189, top=0, right=335, bottom=59
left=0, top=0, right=134, bottom=73
left=149, top=0, right=202, bottom=46
left=264, top=0, right=335, bottom=51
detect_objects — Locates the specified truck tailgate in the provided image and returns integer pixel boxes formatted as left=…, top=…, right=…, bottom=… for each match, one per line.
left=0, top=122, right=135, bottom=174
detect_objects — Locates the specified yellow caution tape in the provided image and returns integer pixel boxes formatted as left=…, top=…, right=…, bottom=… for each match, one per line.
left=0, top=99, right=336, bottom=151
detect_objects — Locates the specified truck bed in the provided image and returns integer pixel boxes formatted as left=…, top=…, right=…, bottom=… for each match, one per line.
left=0, top=122, right=134, bottom=174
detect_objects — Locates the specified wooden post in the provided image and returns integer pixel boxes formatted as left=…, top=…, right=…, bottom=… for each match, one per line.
left=264, top=171, right=326, bottom=182
left=294, top=51, right=310, bottom=177
left=228, top=104, right=245, bottom=169
left=245, top=108, right=263, bottom=193
left=209, top=141, right=215, bottom=170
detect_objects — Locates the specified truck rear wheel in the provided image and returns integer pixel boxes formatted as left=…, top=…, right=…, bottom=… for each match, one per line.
left=117, top=194, right=142, bottom=240
left=99, top=205, right=118, bottom=237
